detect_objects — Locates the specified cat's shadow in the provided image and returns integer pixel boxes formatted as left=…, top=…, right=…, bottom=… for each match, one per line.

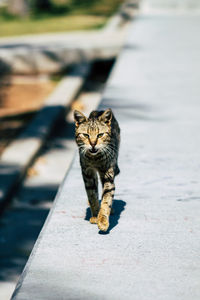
left=85, top=199, right=126, bottom=234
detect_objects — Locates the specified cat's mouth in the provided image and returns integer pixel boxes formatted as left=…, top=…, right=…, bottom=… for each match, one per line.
left=89, top=147, right=98, bottom=154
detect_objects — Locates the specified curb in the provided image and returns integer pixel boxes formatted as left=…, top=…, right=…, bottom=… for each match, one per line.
left=0, top=64, right=90, bottom=213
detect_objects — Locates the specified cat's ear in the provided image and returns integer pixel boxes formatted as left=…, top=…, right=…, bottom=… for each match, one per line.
left=74, top=110, right=87, bottom=126
left=99, top=108, right=112, bottom=125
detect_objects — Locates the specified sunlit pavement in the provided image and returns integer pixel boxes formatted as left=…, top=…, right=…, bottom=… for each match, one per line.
left=12, top=3, right=200, bottom=300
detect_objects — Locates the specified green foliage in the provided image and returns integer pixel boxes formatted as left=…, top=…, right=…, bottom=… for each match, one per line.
left=29, top=0, right=101, bottom=17
left=0, top=0, right=124, bottom=37
left=29, top=0, right=70, bottom=16
left=0, top=14, right=106, bottom=37
left=0, top=0, right=124, bottom=18
left=29, top=0, right=123, bottom=17
left=0, top=6, right=19, bottom=20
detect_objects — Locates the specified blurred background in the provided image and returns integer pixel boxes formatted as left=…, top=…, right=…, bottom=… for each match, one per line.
left=1, top=0, right=199, bottom=299
left=0, top=1, right=136, bottom=299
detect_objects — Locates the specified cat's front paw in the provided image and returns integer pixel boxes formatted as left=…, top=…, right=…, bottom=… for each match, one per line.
left=90, top=217, right=97, bottom=224
left=98, top=214, right=109, bottom=232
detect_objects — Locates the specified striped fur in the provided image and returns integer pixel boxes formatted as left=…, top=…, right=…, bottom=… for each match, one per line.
left=74, top=108, right=120, bottom=232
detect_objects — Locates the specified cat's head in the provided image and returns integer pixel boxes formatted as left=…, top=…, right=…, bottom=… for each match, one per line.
left=74, top=109, right=112, bottom=156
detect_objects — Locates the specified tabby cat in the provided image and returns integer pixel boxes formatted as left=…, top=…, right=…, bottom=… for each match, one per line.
left=74, top=108, right=120, bottom=232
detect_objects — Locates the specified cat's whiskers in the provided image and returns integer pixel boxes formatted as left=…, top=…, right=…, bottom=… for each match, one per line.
left=107, top=144, right=117, bottom=152
left=105, top=146, right=114, bottom=159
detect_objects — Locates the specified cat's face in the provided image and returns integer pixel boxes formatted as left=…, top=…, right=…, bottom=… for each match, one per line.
left=74, top=109, right=112, bottom=156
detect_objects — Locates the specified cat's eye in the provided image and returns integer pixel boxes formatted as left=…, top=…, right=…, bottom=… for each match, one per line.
left=82, top=133, right=89, bottom=138
left=97, top=133, right=104, bottom=138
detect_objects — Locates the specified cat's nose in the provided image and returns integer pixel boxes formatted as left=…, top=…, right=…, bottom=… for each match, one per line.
left=90, top=141, right=96, bottom=148
left=89, top=140, right=98, bottom=153
left=89, top=145, right=98, bottom=153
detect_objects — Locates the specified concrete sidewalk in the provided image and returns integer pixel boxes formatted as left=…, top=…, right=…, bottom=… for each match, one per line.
left=12, top=10, right=200, bottom=300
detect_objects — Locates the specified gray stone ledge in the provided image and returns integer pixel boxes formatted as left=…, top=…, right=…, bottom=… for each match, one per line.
left=0, top=64, right=90, bottom=211
left=0, top=31, right=126, bottom=74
